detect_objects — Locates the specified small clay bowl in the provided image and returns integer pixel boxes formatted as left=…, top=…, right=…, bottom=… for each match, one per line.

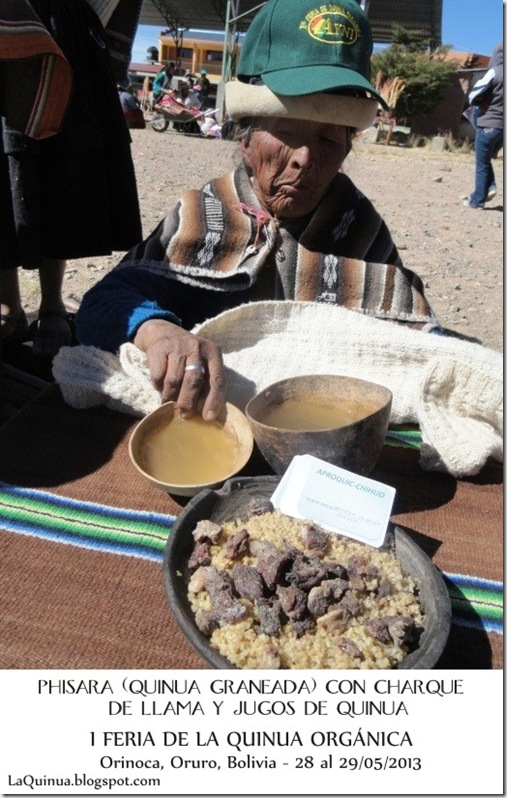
left=245, top=374, right=392, bottom=476
left=129, top=402, right=254, bottom=497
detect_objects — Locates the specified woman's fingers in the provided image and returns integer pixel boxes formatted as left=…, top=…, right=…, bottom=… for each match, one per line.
left=201, top=347, right=227, bottom=420
left=175, top=342, right=227, bottom=419
left=137, top=320, right=226, bottom=419
left=174, top=359, right=208, bottom=417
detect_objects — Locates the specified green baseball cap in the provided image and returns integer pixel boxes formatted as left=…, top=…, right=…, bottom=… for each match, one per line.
left=237, top=0, right=384, bottom=105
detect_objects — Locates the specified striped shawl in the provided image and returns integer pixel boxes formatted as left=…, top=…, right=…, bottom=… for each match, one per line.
left=0, top=0, right=72, bottom=139
left=120, top=164, right=437, bottom=324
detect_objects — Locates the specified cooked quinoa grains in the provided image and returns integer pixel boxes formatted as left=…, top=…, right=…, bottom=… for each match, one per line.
left=187, top=510, right=424, bottom=669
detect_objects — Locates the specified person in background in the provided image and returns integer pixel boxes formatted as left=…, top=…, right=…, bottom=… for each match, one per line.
left=76, top=0, right=439, bottom=422
left=1, top=0, right=142, bottom=359
left=197, top=68, right=212, bottom=107
left=463, top=42, right=503, bottom=209
left=118, top=80, right=146, bottom=129
left=168, top=78, right=202, bottom=134
left=152, top=61, right=175, bottom=106
left=182, top=77, right=202, bottom=111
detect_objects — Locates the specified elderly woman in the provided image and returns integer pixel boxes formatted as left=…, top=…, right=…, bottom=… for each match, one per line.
left=75, top=0, right=437, bottom=422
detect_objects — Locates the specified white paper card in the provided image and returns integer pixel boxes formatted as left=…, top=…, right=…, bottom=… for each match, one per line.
left=271, top=454, right=395, bottom=547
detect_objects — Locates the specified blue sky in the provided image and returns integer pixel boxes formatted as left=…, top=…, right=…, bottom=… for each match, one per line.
left=131, top=0, right=505, bottom=63
left=441, top=0, right=503, bottom=53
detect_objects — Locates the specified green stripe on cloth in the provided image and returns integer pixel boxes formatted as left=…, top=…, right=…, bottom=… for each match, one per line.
left=0, top=482, right=173, bottom=560
left=385, top=427, right=422, bottom=449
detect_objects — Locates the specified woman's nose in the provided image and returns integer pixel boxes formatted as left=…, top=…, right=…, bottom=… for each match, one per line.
left=290, top=145, right=313, bottom=169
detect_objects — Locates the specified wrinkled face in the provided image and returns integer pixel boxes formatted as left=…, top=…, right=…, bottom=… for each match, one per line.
left=240, top=117, right=352, bottom=220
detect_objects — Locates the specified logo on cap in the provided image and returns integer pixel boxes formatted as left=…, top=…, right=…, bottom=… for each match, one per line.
left=300, top=4, right=361, bottom=45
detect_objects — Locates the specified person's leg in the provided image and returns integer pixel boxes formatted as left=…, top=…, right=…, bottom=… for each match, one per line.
left=32, top=257, right=73, bottom=357
left=38, top=257, right=68, bottom=316
left=486, top=136, right=504, bottom=200
left=469, top=127, right=503, bottom=207
left=485, top=163, right=497, bottom=200
left=0, top=267, right=28, bottom=341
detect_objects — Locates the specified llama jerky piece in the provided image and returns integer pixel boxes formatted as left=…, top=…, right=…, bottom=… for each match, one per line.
left=290, top=615, right=316, bottom=637
left=231, top=563, right=264, bottom=601
left=339, top=590, right=363, bottom=617
left=256, top=596, right=283, bottom=635
left=366, top=618, right=392, bottom=645
left=363, top=564, right=381, bottom=591
left=203, top=566, right=246, bottom=624
left=346, top=555, right=370, bottom=591
left=250, top=538, right=279, bottom=560
left=286, top=552, right=327, bottom=591
left=301, top=523, right=329, bottom=552
left=188, top=540, right=211, bottom=570
left=323, top=560, right=348, bottom=580
left=192, top=519, right=222, bottom=543
left=276, top=584, right=308, bottom=620
left=201, top=565, right=230, bottom=592
left=194, top=608, right=219, bottom=637
left=255, top=545, right=300, bottom=592
left=367, top=616, right=421, bottom=647
left=346, top=554, right=370, bottom=574
left=225, top=528, right=250, bottom=559
left=307, top=578, right=349, bottom=617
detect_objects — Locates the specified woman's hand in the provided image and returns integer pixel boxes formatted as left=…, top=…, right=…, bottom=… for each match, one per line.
left=134, top=319, right=226, bottom=420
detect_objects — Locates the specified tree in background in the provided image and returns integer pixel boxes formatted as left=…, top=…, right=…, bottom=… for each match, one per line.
left=371, top=25, right=457, bottom=119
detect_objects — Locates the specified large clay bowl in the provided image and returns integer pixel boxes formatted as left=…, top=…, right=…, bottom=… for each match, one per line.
left=164, top=476, right=452, bottom=670
left=245, top=374, right=392, bottom=476
left=129, top=401, right=254, bottom=497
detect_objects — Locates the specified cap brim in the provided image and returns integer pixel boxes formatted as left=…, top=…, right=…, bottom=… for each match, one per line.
left=225, top=81, right=379, bottom=130
left=262, top=65, right=387, bottom=108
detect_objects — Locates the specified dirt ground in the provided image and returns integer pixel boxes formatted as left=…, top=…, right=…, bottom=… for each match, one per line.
left=19, top=126, right=504, bottom=351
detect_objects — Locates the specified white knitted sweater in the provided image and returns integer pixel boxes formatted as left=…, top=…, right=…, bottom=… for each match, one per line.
left=53, top=301, right=503, bottom=477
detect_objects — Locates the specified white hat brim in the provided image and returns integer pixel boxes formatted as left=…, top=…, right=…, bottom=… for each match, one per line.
left=225, top=81, right=378, bottom=130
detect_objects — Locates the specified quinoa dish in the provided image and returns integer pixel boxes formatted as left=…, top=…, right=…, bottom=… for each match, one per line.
left=186, top=498, right=424, bottom=669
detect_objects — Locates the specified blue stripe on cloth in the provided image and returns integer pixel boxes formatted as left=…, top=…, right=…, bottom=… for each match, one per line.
left=443, top=572, right=504, bottom=634
left=0, top=481, right=174, bottom=562
left=2, top=519, right=165, bottom=561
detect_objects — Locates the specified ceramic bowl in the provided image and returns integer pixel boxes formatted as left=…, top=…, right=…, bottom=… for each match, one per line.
left=245, top=374, right=393, bottom=476
left=164, top=476, right=452, bottom=670
left=129, top=402, right=254, bottom=497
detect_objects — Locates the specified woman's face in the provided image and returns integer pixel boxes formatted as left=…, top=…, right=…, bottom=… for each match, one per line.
left=241, top=117, right=352, bottom=220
